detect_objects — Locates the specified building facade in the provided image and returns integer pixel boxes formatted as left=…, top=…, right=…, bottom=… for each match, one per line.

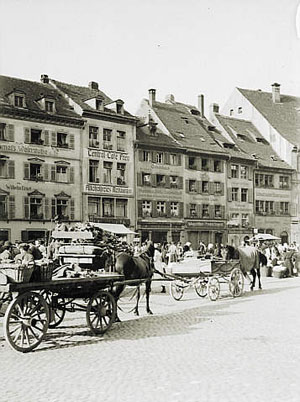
left=0, top=75, right=83, bottom=242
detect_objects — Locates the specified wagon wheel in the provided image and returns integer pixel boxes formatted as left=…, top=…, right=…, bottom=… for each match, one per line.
left=229, top=268, right=244, bottom=298
left=4, top=291, right=49, bottom=353
left=86, top=290, right=116, bottom=335
left=208, top=277, right=220, bottom=301
left=170, top=280, right=185, bottom=301
left=195, top=278, right=208, bottom=298
left=41, top=291, right=66, bottom=328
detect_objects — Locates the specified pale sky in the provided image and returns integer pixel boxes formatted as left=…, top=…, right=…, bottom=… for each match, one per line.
left=0, top=0, right=299, bottom=115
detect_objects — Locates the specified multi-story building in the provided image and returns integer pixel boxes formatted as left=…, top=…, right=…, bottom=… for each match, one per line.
left=136, top=118, right=185, bottom=243
left=0, top=74, right=83, bottom=242
left=222, top=83, right=300, bottom=243
left=211, top=105, right=294, bottom=244
left=51, top=79, right=137, bottom=233
left=137, top=90, right=230, bottom=249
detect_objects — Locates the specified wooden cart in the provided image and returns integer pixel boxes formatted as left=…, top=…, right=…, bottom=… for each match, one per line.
left=0, top=273, right=124, bottom=353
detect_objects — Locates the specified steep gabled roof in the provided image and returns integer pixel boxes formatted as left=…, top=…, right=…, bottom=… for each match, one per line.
left=136, top=123, right=183, bottom=150
left=150, top=99, right=228, bottom=155
left=0, top=75, right=82, bottom=124
left=215, top=114, right=292, bottom=170
left=237, top=87, right=300, bottom=146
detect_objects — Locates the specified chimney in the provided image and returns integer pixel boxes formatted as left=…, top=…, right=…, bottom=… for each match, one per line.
left=198, top=94, right=204, bottom=116
left=41, top=74, right=49, bottom=84
left=271, top=83, right=281, bottom=103
left=165, top=94, right=175, bottom=103
left=89, top=81, right=99, bottom=90
left=148, top=89, right=156, bottom=107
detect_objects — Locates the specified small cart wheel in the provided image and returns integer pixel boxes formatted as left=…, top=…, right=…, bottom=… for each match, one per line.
left=4, top=291, right=49, bottom=353
left=229, top=268, right=244, bottom=298
left=86, top=290, right=116, bottom=335
left=208, top=277, right=220, bottom=301
left=195, top=279, right=208, bottom=298
left=41, top=291, right=66, bottom=329
left=169, top=280, right=185, bottom=301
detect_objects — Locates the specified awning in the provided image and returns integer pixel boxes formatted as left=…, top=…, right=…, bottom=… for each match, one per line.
left=51, top=231, right=94, bottom=240
left=90, top=223, right=136, bottom=235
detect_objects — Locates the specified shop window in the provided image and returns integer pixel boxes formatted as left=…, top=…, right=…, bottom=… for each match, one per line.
left=88, top=197, right=101, bottom=218
left=89, top=160, right=99, bottom=183
left=102, top=198, right=114, bottom=217
left=116, top=199, right=127, bottom=217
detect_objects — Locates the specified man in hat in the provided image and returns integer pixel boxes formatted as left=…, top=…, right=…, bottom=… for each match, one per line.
left=0, top=241, right=13, bottom=262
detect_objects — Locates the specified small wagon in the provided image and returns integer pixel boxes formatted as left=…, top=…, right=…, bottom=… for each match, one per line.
left=166, top=258, right=244, bottom=301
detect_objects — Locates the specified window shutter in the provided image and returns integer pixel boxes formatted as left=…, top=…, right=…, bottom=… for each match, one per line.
left=178, top=202, right=184, bottom=218
left=51, top=165, right=56, bottom=181
left=209, top=181, right=214, bottom=195
left=44, top=130, right=50, bottom=146
left=248, top=188, right=253, bottom=203
left=209, top=159, right=214, bottom=171
left=24, top=197, right=29, bottom=219
left=221, top=206, right=225, bottom=219
left=137, top=200, right=143, bottom=217
left=220, top=182, right=224, bottom=195
left=44, top=198, right=50, bottom=220
left=165, top=175, right=170, bottom=188
left=164, top=153, right=170, bottom=164
left=43, top=164, right=49, bottom=181
left=69, top=166, right=74, bottom=183
left=152, top=201, right=158, bottom=218
left=185, top=179, right=189, bottom=193
left=151, top=174, right=157, bottom=187
left=198, top=204, right=203, bottom=218
left=7, top=124, right=15, bottom=141
left=209, top=204, right=214, bottom=218
left=21, top=230, right=29, bottom=242
left=291, top=203, right=297, bottom=217
left=7, top=160, right=15, bottom=179
left=177, top=154, right=182, bottom=166
left=220, top=161, right=224, bottom=173
left=51, top=131, right=57, bottom=146
left=137, top=172, right=142, bottom=186
left=227, top=188, right=232, bottom=202
left=248, top=167, right=253, bottom=181
left=274, top=201, right=280, bottom=215
left=70, top=199, right=75, bottom=220
left=196, top=180, right=201, bottom=194
left=227, top=163, right=231, bottom=179
left=24, top=162, right=30, bottom=179
left=24, top=128, right=30, bottom=143
left=151, top=152, right=157, bottom=163
left=51, top=198, right=56, bottom=219
left=178, top=176, right=183, bottom=189
left=185, top=156, right=189, bottom=169
left=196, top=157, right=201, bottom=170
left=166, top=201, right=171, bottom=217
left=69, top=134, right=75, bottom=149
left=8, top=195, right=15, bottom=219
left=138, top=150, right=144, bottom=161
left=186, top=203, right=190, bottom=218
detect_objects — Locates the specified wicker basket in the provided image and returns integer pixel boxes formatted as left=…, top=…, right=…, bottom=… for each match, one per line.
left=31, top=262, right=54, bottom=282
left=0, top=263, right=34, bottom=283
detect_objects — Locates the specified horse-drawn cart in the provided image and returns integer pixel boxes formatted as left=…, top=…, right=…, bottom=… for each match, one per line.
left=0, top=273, right=124, bottom=353
left=165, top=258, right=244, bottom=301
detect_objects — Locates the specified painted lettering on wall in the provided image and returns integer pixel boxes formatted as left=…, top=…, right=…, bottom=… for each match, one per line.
left=6, top=183, right=32, bottom=191
left=85, top=184, right=133, bottom=195
left=87, top=149, right=130, bottom=161
left=0, top=143, right=59, bottom=156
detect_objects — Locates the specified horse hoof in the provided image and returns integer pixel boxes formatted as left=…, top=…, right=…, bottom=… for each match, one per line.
left=250, top=287, right=254, bottom=291
left=148, top=310, right=153, bottom=315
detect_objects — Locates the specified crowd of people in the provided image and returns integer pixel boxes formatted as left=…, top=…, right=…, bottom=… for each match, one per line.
left=0, top=239, right=47, bottom=266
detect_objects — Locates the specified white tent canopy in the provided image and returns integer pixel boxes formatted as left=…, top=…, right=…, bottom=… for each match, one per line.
left=249, top=234, right=281, bottom=242
left=90, top=223, right=136, bottom=235
left=51, top=231, right=94, bottom=240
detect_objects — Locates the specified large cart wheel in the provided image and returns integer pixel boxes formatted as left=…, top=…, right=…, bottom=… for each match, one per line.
left=208, top=277, right=220, bottom=301
left=4, top=291, right=49, bottom=353
left=229, top=268, right=244, bottom=298
left=86, top=290, right=116, bottom=335
left=41, top=291, right=66, bottom=328
left=195, top=279, right=208, bottom=298
left=170, top=280, right=185, bottom=301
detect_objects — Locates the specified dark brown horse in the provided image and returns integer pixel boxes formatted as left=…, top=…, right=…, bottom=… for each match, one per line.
left=226, top=245, right=267, bottom=290
left=113, top=241, right=155, bottom=319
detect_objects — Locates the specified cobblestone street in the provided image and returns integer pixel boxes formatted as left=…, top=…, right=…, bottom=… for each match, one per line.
left=1, top=277, right=300, bottom=402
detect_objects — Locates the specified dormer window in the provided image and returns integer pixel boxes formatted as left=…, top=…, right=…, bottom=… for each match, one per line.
left=15, top=95, right=24, bottom=107
left=96, top=98, right=103, bottom=111
left=7, top=90, right=26, bottom=108
left=36, top=95, right=56, bottom=113
left=45, top=100, right=54, bottom=113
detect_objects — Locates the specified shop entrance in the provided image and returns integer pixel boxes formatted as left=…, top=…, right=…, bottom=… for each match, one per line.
left=215, top=232, right=223, bottom=245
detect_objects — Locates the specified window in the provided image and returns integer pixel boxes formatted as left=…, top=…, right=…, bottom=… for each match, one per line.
left=142, top=173, right=151, bottom=186
left=0, top=123, right=5, bottom=140
left=202, top=181, right=209, bottom=193
left=57, top=133, right=68, bottom=148
left=170, top=202, right=179, bottom=217
left=96, top=99, right=103, bottom=110
left=202, top=204, right=209, bottom=218
left=170, top=176, right=178, bottom=188
left=117, top=163, right=126, bottom=185
left=241, top=214, right=249, bottom=227
left=240, top=165, right=248, bottom=179
left=201, top=158, right=209, bottom=171
left=142, top=201, right=152, bottom=217
left=88, top=197, right=100, bottom=217
left=229, top=109, right=234, bottom=116
left=89, top=126, right=99, bottom=148
left=232, top=188, right=238, bottom=201
left=156, top=174, right=165, bottom=187
left=238, top=107, right=242, bottom=114
left=264, top=175, right=274, bottom=187
left=265, top=201, right=274, bottom=214
left=116, top=199, right=127, bottom=217
left=89, top=160, right=99, bottom=183
left=0, top=160, right=6, bottom=178
left=102, top=198, right=114, bottom=217
left=103, top=161, right=113, bottom=184
left=215, top=182, right=221, bottom=194
left=143, top=151, right=150, bottom=162
left=231, top=164, right=238, bottom=178
left=156, top=153, right=163, bottom=164
left=0, top=195, right=7, bottom=219
left=256, top=200, right=274, bottom=214
left=215, top=205, right=222, bottom=218
left=280, top=202, right=289, bottom=215
left=56, top=165, right=68, bottom=183
left=190, top=204, right=197, bottom=217
left=214, top=160, right=222, bottom=172
left=15, top=95, right=24, bottom=108
left=45, top=101, right=54, bottom=113
left=103, top=129, right=112, bottom=150
left=30, top=197, right=43, bottom=220
left=231, top=213, right=239, bottom=225
left=189, top=180, right=196, bottom=192
left=255, top=200, right=264, bottom=214
left=188, top=156, right=197, bottom=170
left=279, top=176, right=289, bottom=189
left=170, top=154, right=180, bottom=165
left=241, top=188, right=248, bottom=202
left=30, top=163, right=42, bottom=181
left=30, top=129, right=43, bottom=145
left=117, top=131, right=126, bottom=151
left=56, top=199, right=69, bottom=219
left=157, top=201, right=166, bottom=216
